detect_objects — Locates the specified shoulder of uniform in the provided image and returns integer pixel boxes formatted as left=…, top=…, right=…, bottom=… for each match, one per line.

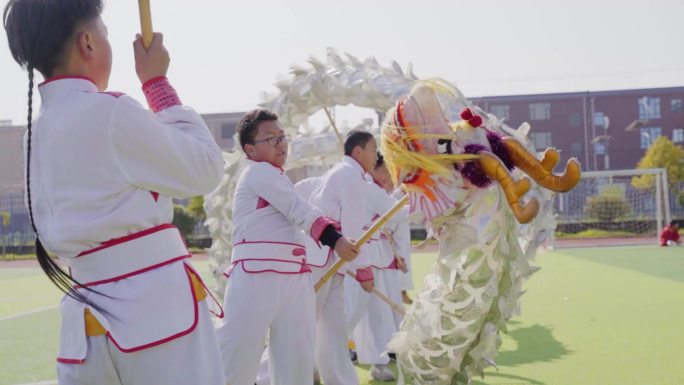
left=98, top=91, right=126, bottom=98
left=250, top=161, right=283, bottom=174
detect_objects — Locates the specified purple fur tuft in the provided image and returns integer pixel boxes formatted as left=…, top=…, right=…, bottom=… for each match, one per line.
left=459, top=144, right=492, bottom=188
left=464, top=143, right=488, bottom=155
left=459, top=162, right=492, bottom=188
left=486, top=129, right=514, bottom=170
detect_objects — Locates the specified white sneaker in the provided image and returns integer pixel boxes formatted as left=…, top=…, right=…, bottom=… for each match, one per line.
left=370, top=364, right=396, bottom=382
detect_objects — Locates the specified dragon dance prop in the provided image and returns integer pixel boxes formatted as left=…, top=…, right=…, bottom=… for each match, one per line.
left=203, top=49, right=580, bottom=384
left=382, top=80, right=580, bottom=384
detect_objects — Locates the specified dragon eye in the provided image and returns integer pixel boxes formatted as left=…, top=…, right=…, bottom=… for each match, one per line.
left=437, top=138, right=452, bottom=154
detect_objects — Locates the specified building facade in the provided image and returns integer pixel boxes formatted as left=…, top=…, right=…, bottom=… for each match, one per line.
left=472, top=86, right=684, bottom=172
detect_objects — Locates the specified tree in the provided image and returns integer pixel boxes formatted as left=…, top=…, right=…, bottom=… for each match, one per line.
left=187, top=196, right=206, bottom=221
left=172, top=205, right=196, bottom=241
left=632, top=136, right=684, bottom=190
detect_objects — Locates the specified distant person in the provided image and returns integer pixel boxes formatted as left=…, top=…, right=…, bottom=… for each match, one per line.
left=660, top=221, right=681, bottom=247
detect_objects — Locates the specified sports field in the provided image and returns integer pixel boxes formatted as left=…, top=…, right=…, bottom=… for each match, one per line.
left=1, top=245, right=682, bottom=385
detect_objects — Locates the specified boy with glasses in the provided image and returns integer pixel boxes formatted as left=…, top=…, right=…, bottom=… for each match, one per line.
left=216, top=109, right=359, bottom=385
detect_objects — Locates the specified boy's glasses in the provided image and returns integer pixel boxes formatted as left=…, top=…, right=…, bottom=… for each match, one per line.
left=254, top=135, right=289, bottom=147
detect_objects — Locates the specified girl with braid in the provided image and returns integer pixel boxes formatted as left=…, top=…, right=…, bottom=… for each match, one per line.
left=3, top=1, right=225, bottom=384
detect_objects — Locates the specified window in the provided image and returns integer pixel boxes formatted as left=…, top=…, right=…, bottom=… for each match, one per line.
left=672, top=99, right=682, bottom=112
left=221, top=123, right=236, bottom=139
left=638, top=97, right=661, bottom=119
left=594, top=142, right=606, bottom=156
left=673, top=128, right=684, bottom=143
left=569, top=113, right=582, bottom=128
left=640, top=127, right=662, bottom=149
left=593, top=112, right=609, bottom=128
left=530, top=132, right=552, bottom=150
left=490, top=104, right=510, bottom=120
left=529, top=103, right=551, bottom=120
left=571, top=142, right=583, bottom=158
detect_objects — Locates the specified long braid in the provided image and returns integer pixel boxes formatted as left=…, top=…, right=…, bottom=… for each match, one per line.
left=25, top=68, right=35, bottom=233
left=25, top=68, right=107, bottom=310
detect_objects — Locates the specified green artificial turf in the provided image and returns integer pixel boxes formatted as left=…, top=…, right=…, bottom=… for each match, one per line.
left=2, top=248, right=683, bottom=385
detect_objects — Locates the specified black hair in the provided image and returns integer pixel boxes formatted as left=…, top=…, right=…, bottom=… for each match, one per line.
left=4, top=0, right=103, bottom=78
left=343, top=130, right=374, bottom=156
left=237, top=109, right=279, bottom=151
left=4, top=0, right=105, bottom=308
left=671, top=220, right=679, bottom=226
left=375, top=152, right=385, bottom=169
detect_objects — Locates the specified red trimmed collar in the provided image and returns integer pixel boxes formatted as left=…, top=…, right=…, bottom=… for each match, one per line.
left=342, top=155, right=366, bottom=177
left=38, top=75, right=97, bottom=87
left=246, top=158, right=285, bottom=172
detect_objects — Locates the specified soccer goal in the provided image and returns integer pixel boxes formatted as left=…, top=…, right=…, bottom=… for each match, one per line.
left=552, top=168, right=672, bottom=247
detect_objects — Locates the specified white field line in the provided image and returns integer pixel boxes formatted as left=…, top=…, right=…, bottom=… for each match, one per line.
left=12, top=381, right=57, bottom=385
left=0, top=304, right=58, bottom=322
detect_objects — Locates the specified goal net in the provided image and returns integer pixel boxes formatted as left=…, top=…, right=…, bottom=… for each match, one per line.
left=552, top=168, right=672, bottom=247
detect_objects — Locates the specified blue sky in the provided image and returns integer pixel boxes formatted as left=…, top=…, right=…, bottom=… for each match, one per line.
left=1, top=0, right=683, bottom=124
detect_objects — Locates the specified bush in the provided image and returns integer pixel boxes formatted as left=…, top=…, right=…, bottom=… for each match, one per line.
left=556, top=229, right=638, bottom=239
left=585, top=195, right=631, bottom=222
left=173, top=205, right=197, bottom=241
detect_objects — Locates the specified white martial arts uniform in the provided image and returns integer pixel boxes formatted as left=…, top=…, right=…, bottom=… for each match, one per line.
left=216, top=160, right=336, bottom=385
left=305, top=156, right=378, bottom=385
left=348, top=182, right=409, bottom=366
left=30, top=77, right=225, bottom=385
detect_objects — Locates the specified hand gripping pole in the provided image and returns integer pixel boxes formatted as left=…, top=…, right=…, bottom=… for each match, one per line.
left=314, top=195, right=408, bottom=292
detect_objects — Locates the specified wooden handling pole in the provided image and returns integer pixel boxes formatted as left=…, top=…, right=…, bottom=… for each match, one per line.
left=323, top=107, right=344, bottom=146
left=138, top=0, right=154, bottom=49
left=314, top=195, right=408, bottom=292
left=345, top=270, right=406, bottom=316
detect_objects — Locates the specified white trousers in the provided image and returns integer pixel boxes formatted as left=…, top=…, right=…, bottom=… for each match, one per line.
left=216, top=267, right=315, bottom=385
left=57, top=299, right=225, bottom=385
left=314, top=261, right=360, bottom=385
left=350, top=268, right=402, bottom=365
left=256, top=261, right=360, bottom=385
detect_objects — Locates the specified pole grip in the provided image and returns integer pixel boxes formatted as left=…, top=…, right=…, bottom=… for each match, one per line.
left=314, top=195, right=408, bottom=292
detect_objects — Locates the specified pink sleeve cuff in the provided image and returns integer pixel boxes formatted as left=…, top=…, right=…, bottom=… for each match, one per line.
left=310, top=217, right=340, bottom=242
left=142, top=76, right=182, bottom=113
left=356, top=267, right=374, bottom=282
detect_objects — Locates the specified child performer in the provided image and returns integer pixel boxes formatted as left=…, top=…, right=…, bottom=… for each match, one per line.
left=349, top=154, right=409, bottom=382
left=374, top=154, right=412, bottom=309
left=305, top=130, right=379, bottom=385
left=216, top=109, right=358, bottom=385
left=4, top=1, right=226, bottom=384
